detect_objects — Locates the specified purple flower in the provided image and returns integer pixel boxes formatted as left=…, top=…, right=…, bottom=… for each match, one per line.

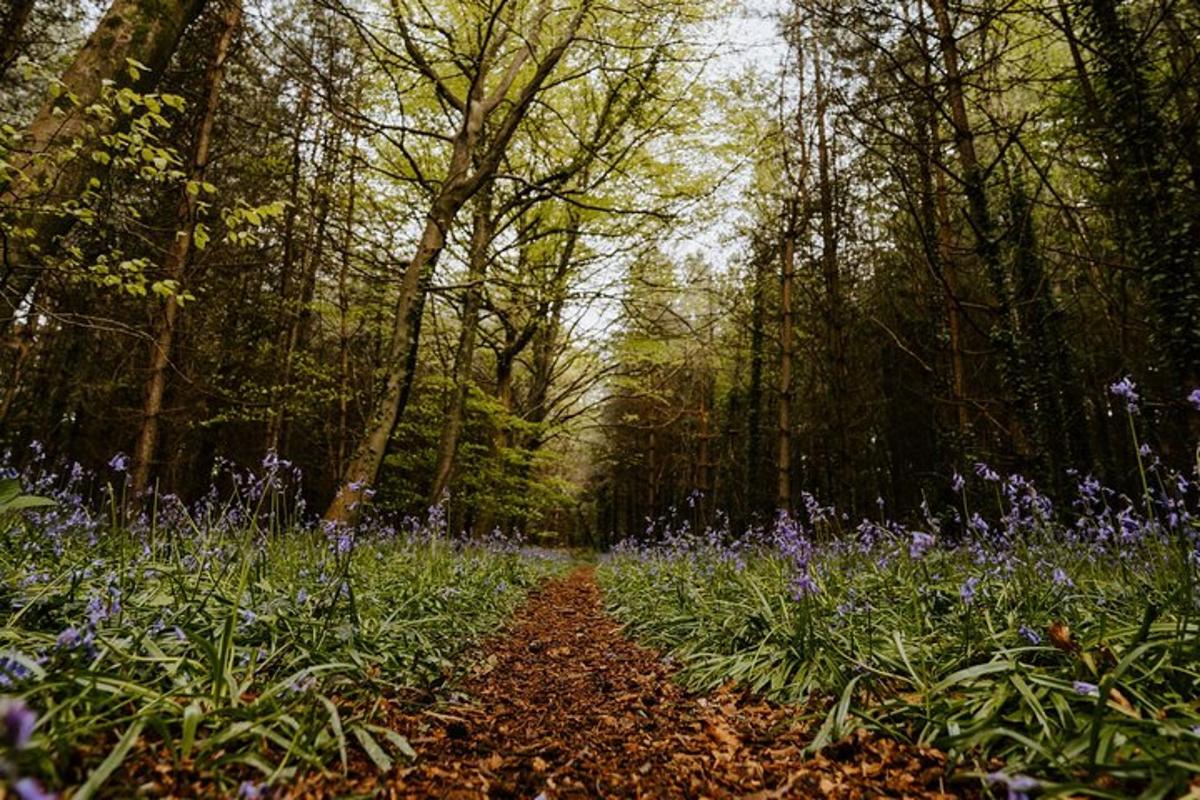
left=1189, top=389, right=1200, bottom=412
left=1, top=697, right=36, bottom=749
left=13, top=777, right=56, bottom=800
left=1073, top=680, right=1099, bottom=697
left=987, top=772, right=1038, bottom=800
left=790, top=571, right=818, bottom=601
left=951, top=472, right=965, bottom=492
left=55, top=627, right=80, bottom=649
left=1109, top=376, right=1139, bottom=413
left=107, top=453, right=128, bottom=472
left=974, top=462, right=1000, bottom=482
left=1018, top=625, right=1041, bottom=645
left=909, top=531, right=935, bottom=559
left=959, top=576, right=980, bottom=605
left=237, top=781, right=264, bottom=799
left=1052, top=567, right=1072, bottom=587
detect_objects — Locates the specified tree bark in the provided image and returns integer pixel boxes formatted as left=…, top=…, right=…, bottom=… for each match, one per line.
left=428, top=181, right=493, bottom=504
left=323, top=2, right=590, bottom=524
left=1, top=0, right=209, bottom=327
left=130, top=0, right=240, bottom=498
left=777, top=203, right=796, bottom=512
left=813, top=42, right=850, bottom=508
left=264, top=82, right=316, bottom=455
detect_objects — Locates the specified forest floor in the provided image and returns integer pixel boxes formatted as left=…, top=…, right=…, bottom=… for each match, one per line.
left=290, top=568, right=962, bottom=799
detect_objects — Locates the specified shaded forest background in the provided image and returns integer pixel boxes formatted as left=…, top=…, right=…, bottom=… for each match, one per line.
left=1, top=0, right=1198, bottom=545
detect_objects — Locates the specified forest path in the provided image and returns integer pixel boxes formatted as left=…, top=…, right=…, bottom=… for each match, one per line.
left=311, top=568, right=957, bottom=798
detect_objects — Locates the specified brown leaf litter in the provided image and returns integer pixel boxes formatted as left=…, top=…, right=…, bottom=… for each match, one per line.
left=288, top=568, right=962, bottom=799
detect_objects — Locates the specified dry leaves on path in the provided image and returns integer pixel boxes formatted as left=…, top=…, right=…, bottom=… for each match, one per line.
left=299, top=568, right=961, bottom=799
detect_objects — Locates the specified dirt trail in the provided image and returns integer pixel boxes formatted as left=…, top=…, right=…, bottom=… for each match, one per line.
left=301, top=568, right=960, bottom=798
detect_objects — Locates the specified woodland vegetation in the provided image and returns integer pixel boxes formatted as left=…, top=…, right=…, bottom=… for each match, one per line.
left=1, top=0, right=1195, bottom=542
left=1, top=0, right=1199, bottom=797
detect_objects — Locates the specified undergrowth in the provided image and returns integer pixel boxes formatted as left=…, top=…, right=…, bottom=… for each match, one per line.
left=0, top=452, right=562, bottom=798
left=600, top=384, right=1200, bottom=798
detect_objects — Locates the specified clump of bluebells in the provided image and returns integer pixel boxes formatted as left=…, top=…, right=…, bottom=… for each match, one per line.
left=600, top=381, right=1200, bottom=796
left=0, top=449, right=562, bottom=797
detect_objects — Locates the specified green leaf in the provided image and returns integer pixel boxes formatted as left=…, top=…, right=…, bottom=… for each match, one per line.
left=351, top=726, right=393, bottom=773
left=74, top=718, right=146, bottom=800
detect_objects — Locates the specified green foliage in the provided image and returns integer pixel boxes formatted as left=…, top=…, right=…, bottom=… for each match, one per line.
left=599, top=536, right=1200, bottom=796
left=0, top=479, right=54, bottom=516
left=0, top=512, right=562, bottom=795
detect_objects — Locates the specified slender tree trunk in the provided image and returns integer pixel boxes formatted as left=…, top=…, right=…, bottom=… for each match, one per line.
left=263, top=82, right=315, bottom=455
left=428, top=181, right=493, bottom=504
left=813, top=44, right=849, bottom=507
left=130, top=0, right=240, bottom=498
left=323, top=205, right=450, bottom=522
left=1, top=0, right=209, bottom=327
left=777, top=204, right=796, bottom=512
left=926, top=0, right=1004, bottom=301
left=334, top=139, right=359, bottom=477
left=745, top=242, right=767, bottom=520
left=524, top=226, right=578, bottom=445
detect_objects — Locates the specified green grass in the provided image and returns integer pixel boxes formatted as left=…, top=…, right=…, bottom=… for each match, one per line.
left=598, top=530, right=1200, bottom=797
left=0, top=504, right=562, bottom=797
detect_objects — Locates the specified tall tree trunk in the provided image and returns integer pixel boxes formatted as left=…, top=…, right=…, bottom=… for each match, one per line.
left=1, top=0, right=209, bottom=328
left=927, top=0, right=1035, bottom=449
left=915, top=0, right=969, bottom=440
left=813, top=43, right=850, bottom=508
left=745, top=240, right=768, bottom=521
left=777, top=204, right=796, bottom=512
left=130, top=0, right=240, bottom=498
left=322, top=2, right=590, bottom=523
left=263, top=82, right=316, bottom=455
left=935, top=166, right=969, bottom=437
left=428, top=181, right=493, bottom=504
left=524, top=225, right=578, bottom=445
left=334, top=136, right=359, bottom=477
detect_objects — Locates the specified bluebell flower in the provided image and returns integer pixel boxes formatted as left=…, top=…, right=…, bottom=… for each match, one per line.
left=974, top=462, right=1000, bottom=482
left=1109, top=376, right=1139, bottom=413
left=909, top=531, right=935, bottom=559
left=13, top=777, right=56, bottom=800
left=1018, top=625, right=1041, bottom=645
left=959, top=576, right=980, bottom=605
left=951, top=472, right=965, bottom=492
left=1, top=697, right=36, bottom=749
left=986, top=772, right=1038, bottom=800
left=107, top=453, right=128, bottom=472
left=1052, top=567, right=1072, bottom=587
left=1188, top=388, right=1200, bottom=412
left=55, top=627, right=80, bottom=649
left=237, top=781, right=263, bottom=799
left=790, top=571, right=818, bottom=601
left=0, top=656, right=32, bottom=688
left=1073, top=680, right=1099, bottom=697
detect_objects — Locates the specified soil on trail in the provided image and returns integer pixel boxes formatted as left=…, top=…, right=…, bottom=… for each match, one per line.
left=321, top=568, right=960, bottom=799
